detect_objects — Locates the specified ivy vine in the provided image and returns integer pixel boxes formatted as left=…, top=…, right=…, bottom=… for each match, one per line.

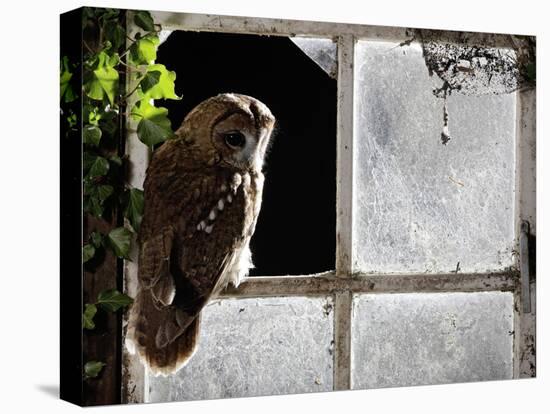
left=61, top=7, right=180, bottom=381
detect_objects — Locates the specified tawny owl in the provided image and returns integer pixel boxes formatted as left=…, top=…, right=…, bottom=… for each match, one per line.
left=125, top=93, right=275, bottom=376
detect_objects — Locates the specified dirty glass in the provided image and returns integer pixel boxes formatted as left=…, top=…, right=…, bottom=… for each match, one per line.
left=290, top=37, right=337, bottom=79
left=353, top=40, right=517, bottom=274
left=148, top=296, right=335, bottom=401
left=351, top=292, right=514, bottom=389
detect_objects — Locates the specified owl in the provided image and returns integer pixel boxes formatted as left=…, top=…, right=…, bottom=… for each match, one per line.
left=125, top=93, right=276, bottom=376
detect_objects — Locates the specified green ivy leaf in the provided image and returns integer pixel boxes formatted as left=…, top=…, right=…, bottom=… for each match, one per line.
left=85, top=105, right=102, bottom=126
left=67, top=113, right=77, bottom=128
left=86, top=155, right=110, bottom=179
left=132, top=100, right=174, bottom=146
left=109, top=154, right=123, bottom=166
left=97, top=289, right=134, bottom=312
left=104, top=21, right=126, bottom=51
left=97, top=185, right=114, bottom=202
left=129, top=34, right=159, bottom=65
left=142, top=64, right=181, bottom=100
left=139, top=70, right=161, bottom=93
left=82, top=7, right=96, bottom=20
left=99, top=8, right=120, bottom=21
left=86, top=51, right=120, bottom=104
left=90, top=231, right=103, bottom=248
left=85, top=195, right=104, bottom=218
left=84, top=361, right=106, bottom=379
left=107, top=227, right=132, bottom=258
left=83, top=125, right=102, bottom=146
left=83, top=152, right=96, bottom=173
left=83, top=244, right=95, bottom=263
left=137, top=117, right=173, bottom=146
left=60, top=56, right=77, bottom=103
left=83, top=304, right=97, bottom=329
left=134, top=10, right=155, bottom=32
left=124, top=188, right=144, bottom=231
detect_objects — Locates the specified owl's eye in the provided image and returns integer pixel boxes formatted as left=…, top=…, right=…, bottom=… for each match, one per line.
left=223, top=132, right=246, bottom=149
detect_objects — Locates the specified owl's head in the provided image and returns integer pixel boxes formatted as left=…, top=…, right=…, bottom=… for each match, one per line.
left=176, top=93, right=276, bottom=172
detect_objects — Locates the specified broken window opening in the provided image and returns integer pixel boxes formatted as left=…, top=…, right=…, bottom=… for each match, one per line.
left=156, top=30, right=338, bottom=276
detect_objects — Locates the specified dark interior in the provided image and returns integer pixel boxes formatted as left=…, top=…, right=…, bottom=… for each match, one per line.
left=157, top=31, right=337, bottom=276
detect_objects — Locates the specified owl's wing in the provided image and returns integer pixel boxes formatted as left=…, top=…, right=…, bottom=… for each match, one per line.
left=137, top=149, right=248, bottom=351
left=138, top=163, right=223, bottom=308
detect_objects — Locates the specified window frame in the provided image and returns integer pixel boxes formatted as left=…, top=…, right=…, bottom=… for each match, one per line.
left=122, top=10, right=536, bottom=403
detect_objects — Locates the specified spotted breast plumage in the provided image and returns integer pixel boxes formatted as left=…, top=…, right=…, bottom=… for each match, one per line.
left=125, top=93, right=275, bottom=376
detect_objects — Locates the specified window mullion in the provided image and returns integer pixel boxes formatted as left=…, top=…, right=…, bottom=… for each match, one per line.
left=334, top=34, right=355, bottom=391
left=336, top=34, right=356, bottom=276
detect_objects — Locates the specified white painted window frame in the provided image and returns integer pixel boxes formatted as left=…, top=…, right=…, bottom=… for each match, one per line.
left=122, top=11, right=536, bottom=402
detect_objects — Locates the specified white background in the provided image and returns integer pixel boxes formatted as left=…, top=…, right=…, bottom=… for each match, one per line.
left=0, top=0, right=547, bottom=412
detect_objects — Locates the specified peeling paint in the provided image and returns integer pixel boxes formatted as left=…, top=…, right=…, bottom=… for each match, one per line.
left=422, top=41, right=519, bottom=96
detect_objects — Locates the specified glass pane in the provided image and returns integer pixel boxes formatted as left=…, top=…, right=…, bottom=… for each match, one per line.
left=353, top=40, right=517, bottom=273
left=351, top=292, right=514, bottom=389
left=290, top=37, right=337, bottom=79
left=148, top=296, right=334, bottom=402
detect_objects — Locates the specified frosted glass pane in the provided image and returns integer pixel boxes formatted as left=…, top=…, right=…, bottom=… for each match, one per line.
left=148, top=296, right=334, bottom=402
left=351, top=292, right=514, bottom=389
left=353, top=40, right=516, bottom=273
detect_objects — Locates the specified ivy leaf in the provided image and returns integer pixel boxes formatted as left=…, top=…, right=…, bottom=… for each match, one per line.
left=129, top=34, right=159, bottom=65
left=134, top=10, right=155, bottom=32
left=124, top=188, right=144, bottom=231
left=97, top=185, right=114, bottom=202
left=85, top=196, right=104, bottom=218
left=82, top=7, right=96, bottom=20
left=97, top=289, right=133, bottom=312
left=83, top=151, right=95, bottom=171
left=137, top=116, right=173, bottom=146
left=85, top=105, right=102, bottom=126
left=66, top=112, right=77, bottom=128
left=84, top=361, right=106, bottom=379
left=83, top=304, right=97, bottom=329
left=86, top=155, right=110, bottom=179
left=141, top=64, right=181, bottom=100
left=109, top=154, right=123, bottom=166
left=86, top=51, right=119, bottom=104
left=83, top=244, right=95, bottom=263
left=107, top=227, right=132, bottom=258
left=90, top=231, right=103, bottom=248
left=98, top=8, right=120, bottom=21
left=104, top=21, right=126, bottom=51
left=83, top=125, right=102, bottom=146
left=60, top=56, right=77, bottom=103
left=139, top=70, right=161, bottom=93
left=132, top=100, right=174, bottom=146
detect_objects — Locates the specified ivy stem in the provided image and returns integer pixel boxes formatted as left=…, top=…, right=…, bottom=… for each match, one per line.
left=123, top=83, right=141, bottom=101
left=118, top=59, right=142, bottom=72
left=83, top=40, right=95, bottom=54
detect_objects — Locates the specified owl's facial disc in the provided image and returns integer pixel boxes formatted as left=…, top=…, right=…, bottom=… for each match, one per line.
left=212, top=112, right=267, bottom=171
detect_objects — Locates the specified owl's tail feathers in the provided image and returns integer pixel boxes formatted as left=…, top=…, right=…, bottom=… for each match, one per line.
left=125, top=290, right=201, bottom=377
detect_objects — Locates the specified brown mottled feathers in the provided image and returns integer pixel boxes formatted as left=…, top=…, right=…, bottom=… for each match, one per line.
left=125, top=93, right=275, bottom=376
